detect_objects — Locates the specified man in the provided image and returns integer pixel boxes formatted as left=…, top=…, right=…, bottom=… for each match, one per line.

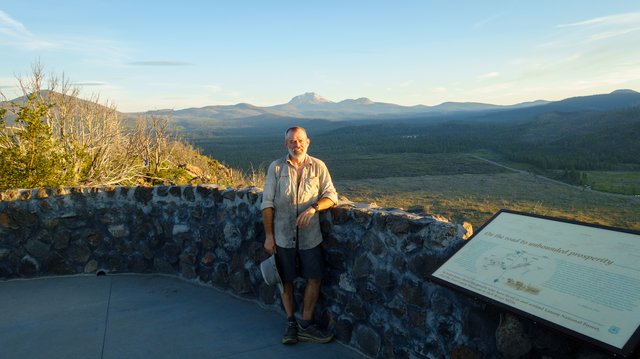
left=261, top=126, right=338, bottom=344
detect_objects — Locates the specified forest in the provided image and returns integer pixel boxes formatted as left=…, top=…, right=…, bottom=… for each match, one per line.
left=189, top=106, right=640, bottom=191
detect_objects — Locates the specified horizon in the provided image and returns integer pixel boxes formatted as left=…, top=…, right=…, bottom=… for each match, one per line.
left=1, top=1, right=640, bottom=112
left=123, top=88, right=635, bottom=113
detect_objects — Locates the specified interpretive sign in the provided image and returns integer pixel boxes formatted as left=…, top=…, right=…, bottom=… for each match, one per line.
left=430, top=210, right=640, bottom=357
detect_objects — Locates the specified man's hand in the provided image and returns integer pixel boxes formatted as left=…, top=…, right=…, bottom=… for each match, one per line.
left=295, top=206, right=317, bottom=228
left=264, top=234, right=276, bottom=255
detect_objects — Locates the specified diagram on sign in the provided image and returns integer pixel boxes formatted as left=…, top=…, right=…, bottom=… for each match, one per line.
left=479, top=248, right=556, bottom=295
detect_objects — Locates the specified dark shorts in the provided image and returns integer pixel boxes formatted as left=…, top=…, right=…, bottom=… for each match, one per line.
left=275, top=244, right=324, bottom=282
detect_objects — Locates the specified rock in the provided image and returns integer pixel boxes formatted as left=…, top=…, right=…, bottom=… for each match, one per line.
left=108, top=224, right=130, bottom=238
left=355, top=325, right=381, bottom=357
left=335, top=316, right=354, bottom=343
left=495, top=312, right=532, bottom=358
left=19, top=255, right=39, bottom=275
left=462, top=221, right=474, bottom=240
left=84, top=259, right=98, bottom=273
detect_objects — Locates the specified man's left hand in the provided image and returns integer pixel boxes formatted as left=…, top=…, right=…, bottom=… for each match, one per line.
left=295, top=206, right=316, bottom=228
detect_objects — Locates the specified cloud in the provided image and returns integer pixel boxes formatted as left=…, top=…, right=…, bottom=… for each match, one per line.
left=127, top=61, right=193, bottom=66
left=73, top=81, right=107, bottom=87
left=556, top=12, right=640, bottom=28
left=478, top=72, right=500, bottom=80
left=588, top=26, right=640, bottom=42
left=473, top=12, right=505, bottom=29
left=0, top=10, right=56, bottom=50
left=203, top=85, right=222, bottom=92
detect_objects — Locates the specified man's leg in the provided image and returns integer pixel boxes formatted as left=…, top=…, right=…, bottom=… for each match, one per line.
left=276, top=247, right=299, bottom=344
left=302, top=278, right=320, bottom=321
left=296, top=245, right=332, bottom=343
left=281, top=281, right=295, bottom=318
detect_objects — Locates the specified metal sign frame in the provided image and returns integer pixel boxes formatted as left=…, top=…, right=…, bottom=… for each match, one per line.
left=429, top=209, right=640, bottom=357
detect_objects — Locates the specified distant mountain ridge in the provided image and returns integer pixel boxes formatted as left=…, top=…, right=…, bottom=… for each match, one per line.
left=136, top=91, right=558, bottom=121
left=5, top=89, right=640, bottom=132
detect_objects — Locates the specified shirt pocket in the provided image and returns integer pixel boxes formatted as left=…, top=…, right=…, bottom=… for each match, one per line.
left=303, top=176, right=320, bottom=199
left=278, top=171, right=293, bottom=197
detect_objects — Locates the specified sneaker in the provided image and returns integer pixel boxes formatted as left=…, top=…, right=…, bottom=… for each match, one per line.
left=282, top=322, right=298, bottom=344
left=297, top=322, right=333, bottom=343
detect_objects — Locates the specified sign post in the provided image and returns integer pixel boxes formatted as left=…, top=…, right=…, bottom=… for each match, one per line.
left=430, top=210, right=640, bottom=357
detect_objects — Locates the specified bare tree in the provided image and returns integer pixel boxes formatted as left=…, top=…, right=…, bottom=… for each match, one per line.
left=7, top=62, right=144, bottom=185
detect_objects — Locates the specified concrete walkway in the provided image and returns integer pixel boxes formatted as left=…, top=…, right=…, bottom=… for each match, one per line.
left=0, top=274, right=365, bottom=359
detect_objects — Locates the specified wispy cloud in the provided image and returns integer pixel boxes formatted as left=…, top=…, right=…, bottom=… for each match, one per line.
left=473, top=12, right=505, bottom=29
left=203, top=85, right=222, bottom=92
left=0, top=10, right=56, bottom=50
left=478, top=72, right=500, bottom=80
left=128, top=61, right=193, bottom=66
left=588, top=26, right=640, bottom=42
left=556, top=12, right=640, bottom=28
left=73, top=81, right=107, bottom=87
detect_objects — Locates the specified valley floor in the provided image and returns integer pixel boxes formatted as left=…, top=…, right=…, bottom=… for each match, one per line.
left=335, top=172, right=640, bottom=232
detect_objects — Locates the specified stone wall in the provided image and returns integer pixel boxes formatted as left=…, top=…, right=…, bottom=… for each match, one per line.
left=0, top=186, right=615, bottom=358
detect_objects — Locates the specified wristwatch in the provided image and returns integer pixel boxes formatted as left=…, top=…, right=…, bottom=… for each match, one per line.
left=311, top=203, right=320, bottom=211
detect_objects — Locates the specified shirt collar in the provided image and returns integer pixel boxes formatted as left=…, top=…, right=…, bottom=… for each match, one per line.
left=285, top=154, right=309, bottom=167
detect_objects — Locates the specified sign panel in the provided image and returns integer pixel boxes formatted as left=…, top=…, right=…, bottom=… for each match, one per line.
left=430, top=210, right=640, bottom=357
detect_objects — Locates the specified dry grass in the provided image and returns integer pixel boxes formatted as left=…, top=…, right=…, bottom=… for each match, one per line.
left=336, top=172, right=640, bottom=231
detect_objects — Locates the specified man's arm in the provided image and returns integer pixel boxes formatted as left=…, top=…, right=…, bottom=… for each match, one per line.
left=262, top=207, right=276, bottom=254
left=295, top=197, right=335, bottom=228
left=260, top=161, right=279, bottom=254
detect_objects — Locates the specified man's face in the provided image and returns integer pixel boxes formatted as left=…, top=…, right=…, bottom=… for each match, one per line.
left=285, top=129, right=310, bottom=158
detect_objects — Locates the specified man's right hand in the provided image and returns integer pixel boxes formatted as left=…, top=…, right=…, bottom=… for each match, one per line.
left=264, top=235, right=276, bottom=255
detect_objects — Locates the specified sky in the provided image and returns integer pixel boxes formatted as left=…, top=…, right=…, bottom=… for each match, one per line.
left=1, top=1, right=640, bottom=112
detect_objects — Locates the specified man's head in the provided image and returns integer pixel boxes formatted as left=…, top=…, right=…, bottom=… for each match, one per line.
left=285, top=126, right=310, bottom=161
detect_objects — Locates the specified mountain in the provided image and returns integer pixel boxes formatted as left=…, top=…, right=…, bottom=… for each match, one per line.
left=137, top=91, right=554, bottom=126
left=6, top=89, right=640, bottom=134
left=287, top=92, right=331, bottom=106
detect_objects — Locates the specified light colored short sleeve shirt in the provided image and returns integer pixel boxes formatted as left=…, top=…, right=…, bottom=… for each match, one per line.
left=261, top=154, right=338, bottom=249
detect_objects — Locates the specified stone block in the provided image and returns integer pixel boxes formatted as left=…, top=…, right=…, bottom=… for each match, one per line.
left=352, top=254, right=373, bottom=280
left=84, top=259, right=98, bottom=273
left=229, top=270, right=252, bottom=295
left=495, top=312, right=531, bottom=358
left=400, top=278, right=426, bottom=308
left=19, top=255, right=39, bottom=275
left=407, top=252, right=439, bottom=280
left=346, top=296, right=368, bottom=320
left=386, top=214, right=410, bottom=234
left=35, top=188, right=49, bottom=199
left=355, top=325, right=381, bottom=358
left=183, top=186, right=195, bottom=201
left=169, top=186, right=182, bottom=197
left=53, top=230, right=71, bottom=249
left=156, top=186, right=169, bottom=197
left=108, top=224, right=130, bottom=238
left=0, top=212, right=18, bottom=229
left=374, top=267, right=397, bottom=290
left=25, top=240, right=50, bottom=261
left=362, top=231, right=385, bottom=256
left=134, top=186, right=154, bottom=204
left=222, top=188, right=235, bottom=201
left=196, top=185, right=211, bottom=199
left=20, top=190, right=32, bottom=201
left=335, top=316, right=354, bottom=343
left=68, top=242, right=92, bottom=263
